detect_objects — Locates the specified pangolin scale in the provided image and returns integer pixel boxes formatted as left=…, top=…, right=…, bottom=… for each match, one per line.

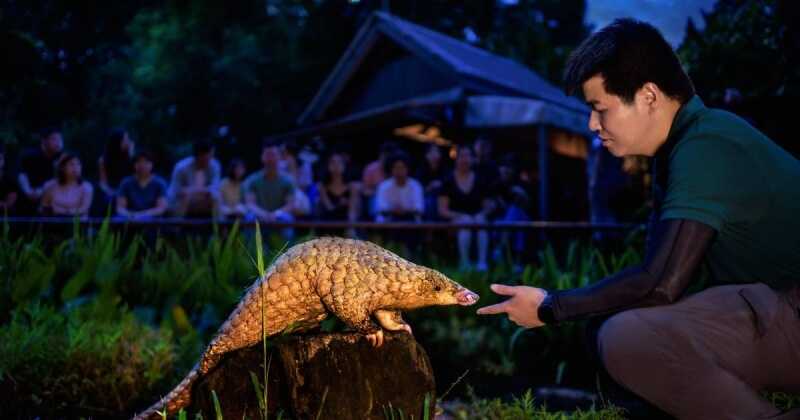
left=133, top=237, right=478, bottom=420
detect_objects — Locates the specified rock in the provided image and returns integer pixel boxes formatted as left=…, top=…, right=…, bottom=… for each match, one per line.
left=190, top=332, right=436, bottom=420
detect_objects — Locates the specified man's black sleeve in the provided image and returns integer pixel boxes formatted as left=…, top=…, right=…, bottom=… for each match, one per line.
left=537, top=217, right=716, bottom=323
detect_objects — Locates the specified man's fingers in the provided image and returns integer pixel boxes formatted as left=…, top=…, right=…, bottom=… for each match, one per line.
left=490, top=284, right=518, bottom=296
left=476, top=301, right=509, bottom=315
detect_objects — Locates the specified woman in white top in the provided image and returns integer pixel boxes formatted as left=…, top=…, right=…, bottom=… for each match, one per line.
left=41, top=152, right=93, bottom=218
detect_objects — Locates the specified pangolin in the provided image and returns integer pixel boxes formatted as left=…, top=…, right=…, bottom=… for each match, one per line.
left=133, top=237, right=479, bottom=420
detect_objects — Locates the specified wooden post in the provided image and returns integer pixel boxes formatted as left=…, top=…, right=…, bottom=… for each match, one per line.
left=191, top=332, right=436, bottom=420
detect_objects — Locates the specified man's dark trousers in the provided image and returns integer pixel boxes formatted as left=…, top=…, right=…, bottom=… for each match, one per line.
left=598, top=283, right=800, bottom=419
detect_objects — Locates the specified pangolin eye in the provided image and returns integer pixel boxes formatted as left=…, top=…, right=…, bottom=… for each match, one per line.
left=434, top=285, right=442, bottom=292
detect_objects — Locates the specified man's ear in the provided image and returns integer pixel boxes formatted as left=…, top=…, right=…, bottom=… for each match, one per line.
left=639, top=82, right=661, bottom=108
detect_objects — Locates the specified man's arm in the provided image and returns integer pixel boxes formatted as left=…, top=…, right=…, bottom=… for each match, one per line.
left=245, top=191, right=271, bottom=220
left=17, top=173, right=37, bottom=199
left=538, top=217, right=715, bottom=323
left=116, top=195, right=132, bottom=217
left=139, top=197, right=168, bottom=217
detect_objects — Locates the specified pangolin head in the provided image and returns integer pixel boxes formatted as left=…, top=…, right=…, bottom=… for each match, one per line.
left=406, top=268, right=479, bottom=309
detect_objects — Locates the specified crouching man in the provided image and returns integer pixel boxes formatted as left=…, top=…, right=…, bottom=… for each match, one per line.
left=478, top=19, right=800, bottom=420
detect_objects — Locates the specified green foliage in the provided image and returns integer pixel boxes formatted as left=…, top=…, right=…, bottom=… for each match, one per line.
left=441, top=389, right=626, bottom=420
left=764, top=392, right=800, bottom=412
left=0, top=301, right=176, bottom=416
left=678, top=0, right=798, bottom=100
left=211, top=390, right=223, bottom=420
left=675, top=0, right=798, bottom=156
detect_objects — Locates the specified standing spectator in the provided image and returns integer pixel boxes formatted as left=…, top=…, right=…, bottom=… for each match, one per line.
left=361, top=141, right=396, bottom=219
left=219, top=158, right=249, bottom=219
left=98, top=128, right=135, bottom=197
left=167, top=139, right=221, bottom=217
left=415, top=144, right=449, bottom=220
left=438, top=147, right=494, bottom=271
left=116, top=151, right=168, bottom=220
left=243, top=140, right=295, bottom=239
left=473, top=137, right=498, bottom=180
left=492, top=155, right=532, bottom=222
left=17, top=127, right=64, bottom=215
left=317, top=152, right=360, bottom=222
left=375, top=152, right=424, bottom=222
left=0, top=144, right=18, bottom=214
left=491, top=155, right=531, bottom=266
left=40, top=153, right=93, bottom=218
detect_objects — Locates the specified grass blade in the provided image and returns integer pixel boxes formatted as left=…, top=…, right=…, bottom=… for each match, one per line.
left=212, top=390, right=223, bottom=420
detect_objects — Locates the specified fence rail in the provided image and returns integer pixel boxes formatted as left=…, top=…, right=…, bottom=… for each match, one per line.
left=1, top=217, right=641, bottom=231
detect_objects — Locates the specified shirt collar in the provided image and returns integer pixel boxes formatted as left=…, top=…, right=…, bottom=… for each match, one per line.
left=656, top=95, right=706, bottom=161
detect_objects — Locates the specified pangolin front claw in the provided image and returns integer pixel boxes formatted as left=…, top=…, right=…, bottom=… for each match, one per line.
left=365, top=329, right=384, bottom=347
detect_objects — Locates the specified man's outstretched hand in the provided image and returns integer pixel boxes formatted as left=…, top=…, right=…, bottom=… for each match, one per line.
left=476, top=284, right=548, bottom=328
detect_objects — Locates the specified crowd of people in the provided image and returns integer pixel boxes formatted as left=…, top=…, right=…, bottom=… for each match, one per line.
left=0, top=127, right=538, bottom=270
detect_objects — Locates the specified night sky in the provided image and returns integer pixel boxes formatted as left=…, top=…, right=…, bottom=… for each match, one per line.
left=586, top=0, right=717, bottom=46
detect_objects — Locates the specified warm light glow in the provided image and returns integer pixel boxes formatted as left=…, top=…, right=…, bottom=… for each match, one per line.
left=393, top=124, right=453, bottom=146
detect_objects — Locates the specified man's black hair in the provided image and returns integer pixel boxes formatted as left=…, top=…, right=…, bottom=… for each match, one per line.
left=262, top=137, right=283, bottom=150
left=38, top=125, right=61, bottom=140
left=384, top=151, right=412, bottom=176
left=134, top=149, right=155, bottom=163
left=193, top=139, right=214, bottom=156
left=563, top=18, right=695, bottom=104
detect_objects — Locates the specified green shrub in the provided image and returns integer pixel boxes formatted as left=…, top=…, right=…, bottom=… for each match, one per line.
left=0, top=301, right=177, bottom=416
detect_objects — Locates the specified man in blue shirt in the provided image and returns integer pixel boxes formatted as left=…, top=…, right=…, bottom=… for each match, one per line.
left=117, top=151, right=168, bottom=219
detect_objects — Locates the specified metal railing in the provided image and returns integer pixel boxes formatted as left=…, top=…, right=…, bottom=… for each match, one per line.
left=0, top=217, right=640, bottom=232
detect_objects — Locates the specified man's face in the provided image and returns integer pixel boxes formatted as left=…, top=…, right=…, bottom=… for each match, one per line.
left=195, top=150, right=213, bottom=168
left=134, top=157, right=153, bottom=176
left=262, top=146, right=280, bottom=170
left=391, top=160, right=408, bottom=183
left=582, top=75, right=654, bottom=157
left=43, top=132, right=64, bottom=156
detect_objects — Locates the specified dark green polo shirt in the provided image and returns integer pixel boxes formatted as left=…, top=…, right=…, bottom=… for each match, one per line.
left=658, top=96, right=800, bottom=290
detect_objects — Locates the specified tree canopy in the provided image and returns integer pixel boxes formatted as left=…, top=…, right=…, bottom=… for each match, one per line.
left=0, top=0, right=588, bottom=164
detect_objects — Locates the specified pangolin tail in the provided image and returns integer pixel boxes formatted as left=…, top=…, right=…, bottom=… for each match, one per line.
left=132, top=362, right=201, bottom=420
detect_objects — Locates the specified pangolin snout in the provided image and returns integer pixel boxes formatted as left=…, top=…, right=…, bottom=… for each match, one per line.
left=456, top=289, right=479, bottom=306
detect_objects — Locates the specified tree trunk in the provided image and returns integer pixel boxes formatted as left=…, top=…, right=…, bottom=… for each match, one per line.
left=191, top=332, right=436, bottom=419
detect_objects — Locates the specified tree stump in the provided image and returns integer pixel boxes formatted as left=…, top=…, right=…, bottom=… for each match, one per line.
left=191, top=332, right=436, bottom=420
